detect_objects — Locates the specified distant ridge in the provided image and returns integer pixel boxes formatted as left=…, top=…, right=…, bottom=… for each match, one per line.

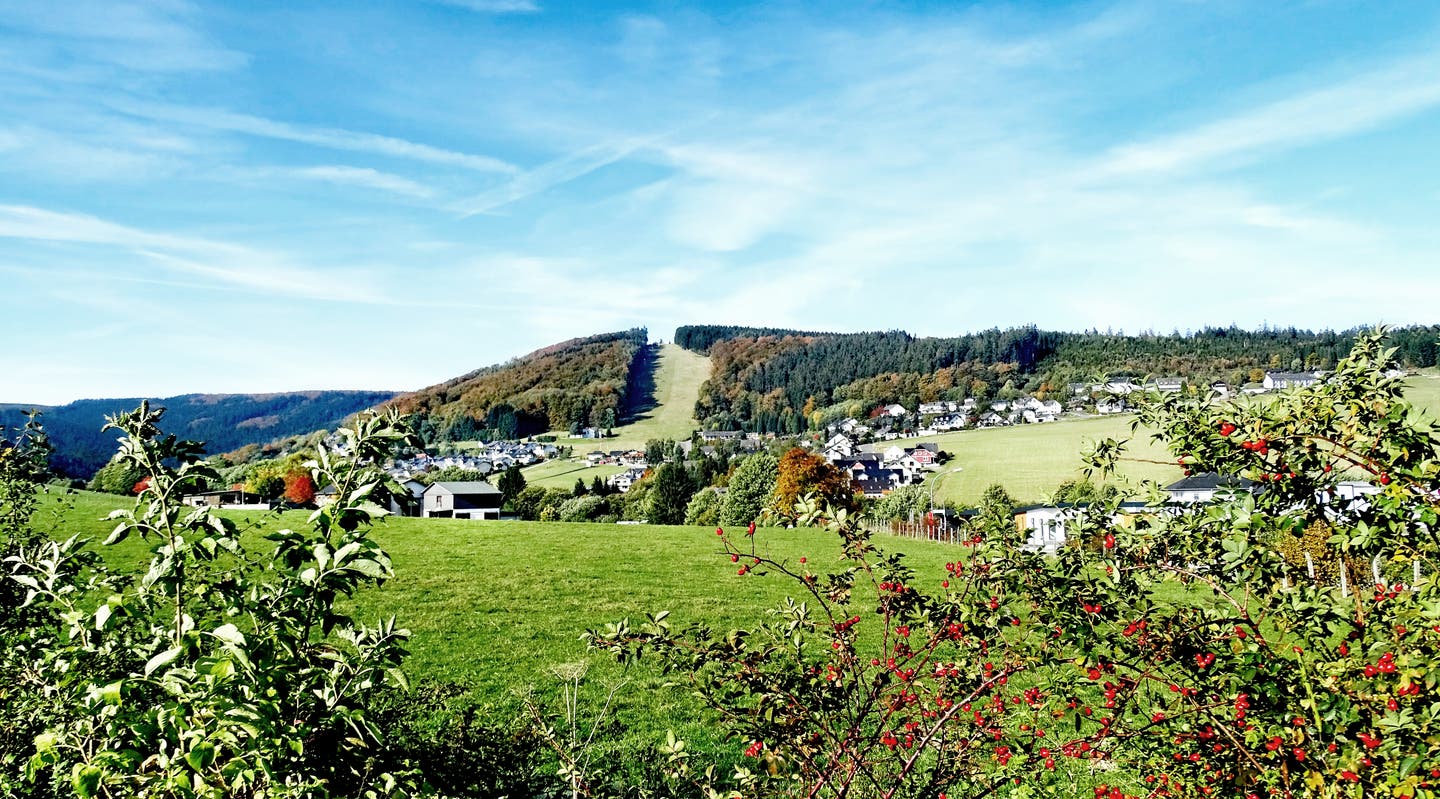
left=0, top=390, right=397, bottom=478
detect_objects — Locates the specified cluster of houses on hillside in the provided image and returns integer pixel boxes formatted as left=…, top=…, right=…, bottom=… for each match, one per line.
left=1014, top=473, right=1384, bottom=554
left=391, top=440, right=560, bottom=478
left=817, top=433, right=944, bottom=497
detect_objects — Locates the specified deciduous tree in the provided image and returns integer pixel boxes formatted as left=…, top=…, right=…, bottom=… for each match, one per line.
left=770, top=447, right=856, bottom=522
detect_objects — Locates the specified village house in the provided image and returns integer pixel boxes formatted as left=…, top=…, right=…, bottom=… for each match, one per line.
left=1096, top=397, right=1127, bottom=415
left=608, top=467, right=647, bottom=493
left=882, top=403, right=908, bottom=417
left=182, top=488, right=268, bottom=510
left=421, top=481, right=503, bottom=520
left=1151, top=377, right=1184, bottom=392
left=1092, top=380, right=1142, bottom=395
left=1263, top=372, right=1321, bottom=390
left=1015, top=502, right=1148, bottom=554
left=1163, top=472, right=1257, bottom=504
left=823, top=433, right=855, bottom=461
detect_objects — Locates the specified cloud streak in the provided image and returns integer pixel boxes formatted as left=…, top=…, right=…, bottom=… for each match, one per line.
left=111, top=101, right=518, bottom=174
left=431, top=0, right=539, bottom=13
left=1095, top=49, right=1440, bottom=176
left=0, top=205, right=386, bottom=304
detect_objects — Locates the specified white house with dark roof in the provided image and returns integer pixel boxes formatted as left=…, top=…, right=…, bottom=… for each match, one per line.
left=1163, top=473, right=1256, bottom=504
left=422, top=481, right=503, bottom=520
left=1263, top=372, right=1321, bottom=390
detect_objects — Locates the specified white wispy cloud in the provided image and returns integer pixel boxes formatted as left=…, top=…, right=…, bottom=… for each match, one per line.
left=1095, top=49, right=1440, bottom=176
left=111, top=101, right=518, bottom=174
left=431, top=0, right=539, bottom=13
left=0, top=205, right=386, bottom=304
left=284, top=166, right=436, bottom=199
left=452, top=137, right=651, bottom=215
left=0, top=0, right=246, bottom=72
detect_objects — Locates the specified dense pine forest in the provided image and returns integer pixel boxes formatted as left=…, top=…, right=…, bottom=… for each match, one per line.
left=676, top=324, right=1440, bottom=433
left=0, top=391, right=398, bottom=478
left=387, top=329, right=649, bottom=443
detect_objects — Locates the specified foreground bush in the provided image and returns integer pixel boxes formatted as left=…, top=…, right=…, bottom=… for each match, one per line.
left=1, top=404, right=427, bottom=798
left=588, top=330, right=1440, bottom=799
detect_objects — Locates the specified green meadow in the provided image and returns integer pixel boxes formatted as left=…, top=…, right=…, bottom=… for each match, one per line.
left=914, top=371, right=1440, bottom=506
left=32, top=490, right=974, bottom=766
left=907, top=415, right=1182, bottom=506
left=518, top=457, right=624, bottom=489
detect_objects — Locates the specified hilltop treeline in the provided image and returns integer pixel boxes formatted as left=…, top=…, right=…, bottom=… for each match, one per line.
left=387, top=329, right=649, bottom=443
left=674, top=325, right=831, bottom=354
left=0, top=391, right=396, bottom=478
left=679, top=324, right=1440, bottom=433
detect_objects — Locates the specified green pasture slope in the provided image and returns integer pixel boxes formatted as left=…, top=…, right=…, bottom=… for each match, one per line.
left=907, top=415, right=1182, bottom=506
left=550, top=342, right=710, bottom=453
left=914, top=372, right=1440, bottom=506
left=517, top=458, right=624, bottom=490
left=34, top=491, right=991, bottom=773
left=519, top=342, right=707, bottom=488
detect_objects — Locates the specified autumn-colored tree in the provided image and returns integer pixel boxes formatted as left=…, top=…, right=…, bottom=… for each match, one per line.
left=282, top=470, right=316, bottom=505
left=770, top=447, right=857, bottom=522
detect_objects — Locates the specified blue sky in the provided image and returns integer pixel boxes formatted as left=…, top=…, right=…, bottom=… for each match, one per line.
left=3, top=0, right=1439, bottom=404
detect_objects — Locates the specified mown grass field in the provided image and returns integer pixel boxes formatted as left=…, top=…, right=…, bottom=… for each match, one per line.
left=547, top=342, right=709, bottom=453
left=912, top=372, right=1440, bottom=506
left=905, top=415, right=1182, bottom=506
left=519, top=458, right=624, bottom=490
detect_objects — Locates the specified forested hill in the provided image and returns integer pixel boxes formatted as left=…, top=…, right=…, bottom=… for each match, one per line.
left=674, top=325, right=833, bottom=354
left=385, top=328, right=650, bottom=443
left=0, top=391, right=397, bottom=478
left=676, top=324, right=1440, bottom=433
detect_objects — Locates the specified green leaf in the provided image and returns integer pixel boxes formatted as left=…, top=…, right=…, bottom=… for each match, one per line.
left=185, top=741, right=216, bottom=772
left=349, top=558, right=387, bottom=578
left=97, top=681, right=123, bottom=706
left=144, top=646, right=183, bottom=676
left=211, top=623, right=245, bottom=646
left=70, top=763, right=102, bottom=798
left=102, top=521, right=130, bottom=546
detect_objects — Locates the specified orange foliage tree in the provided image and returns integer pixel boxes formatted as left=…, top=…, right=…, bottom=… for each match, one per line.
left=283, top=471, right=316, bottom=505
left=770, top=447, right=857, bottom=522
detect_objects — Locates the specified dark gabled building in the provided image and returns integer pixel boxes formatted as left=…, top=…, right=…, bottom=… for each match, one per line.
left=421, top=481, right=503, bottom=520
left=1164, top=473, right=1257, bottom=504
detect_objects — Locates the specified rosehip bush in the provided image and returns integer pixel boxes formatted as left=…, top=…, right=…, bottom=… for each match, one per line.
left=588, top=329, right=1440, bottom=799
left=1062, top=328, right=1440, bottom=798
left=2, top=403, right=431, bottom=798
left=588, top=503, right=1135, bottom=798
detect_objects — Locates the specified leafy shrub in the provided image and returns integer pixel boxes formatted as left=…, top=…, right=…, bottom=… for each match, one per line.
left=3, top=403, right=428, bottom=798
left=586, top=329, right=1440, bottom=799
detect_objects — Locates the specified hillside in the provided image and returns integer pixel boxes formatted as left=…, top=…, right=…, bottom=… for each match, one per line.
left=544, top=343, right=708, bottom=450
left=677, top=324, right=1440, bottom=432
left=387, top=329, right=649, bottom=443
left=0, top=391, right=397, bottom=478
